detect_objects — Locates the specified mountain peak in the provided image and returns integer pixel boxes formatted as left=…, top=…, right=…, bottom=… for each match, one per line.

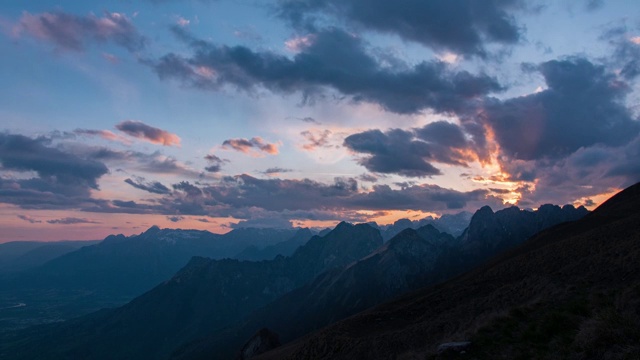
left=334, top=221, right=353, bottom=231
left=476, top=205, right=494, bottom=216
left=143, top=225, right=161, bottom=235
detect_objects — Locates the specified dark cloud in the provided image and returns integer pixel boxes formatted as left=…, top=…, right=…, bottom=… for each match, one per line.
left=478, top=57, right=640, bottom=161
left=584, top=0, right=604, bottom=11
left=349, top=183, right=497, bottom=210
left=344, top=121, right=478, bottom=177
left=198, top=174, right=500, bottom=213
left=299, top=117, right=320, bottom=124
left=116, top=120, right=181, bottom=146
left=16, top=11, right=145, bottom=52
left=149, top=27, right=503, bottom=114
left=357, top=173, right=378, bottom=183
left=124, top=177, right=171, bottom=194
left=500, top=134, right=640, bottom=207
left=17, top=215, right=42, bottom=224
left=276, top=0, right=524, bottom=57
left=172, top=181, right=203, bottom=197
left=263, top=167, right=293, bottom=175
left=0, top=178, right=99, bottom=210
left=204, top=165, right=222, bottom=173
left=0, top=133, right=109, bottom=190
left=137, top=156, right=201, bottom=177
left=222, top=137, right=279, bottom=155
left=77, top=146, right=202, bottom=178
left=46, top=217, right=101, bottom=225
left=104, top=174, right=494, bottom=217
left=204, top=154, right=229, bottom=173
left=167, top=215, right=185, bottom=222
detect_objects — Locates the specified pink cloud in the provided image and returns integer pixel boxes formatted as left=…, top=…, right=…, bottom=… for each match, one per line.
left=17, top=214, right=42, bottom=224
left=74, top=129, right=131, bottom=144
left=102, top=52, right=119, bottom=64
left=176, top=16, right=190, bottom=27
left=301, top=129, right=333, bottom=151
left=116, top=120, right=181, bottom=147
left=14, top=11, right=145, bottom=52
left=222, top=137, right=279, bottom=156
left=285, top=34, right=316, bottom=52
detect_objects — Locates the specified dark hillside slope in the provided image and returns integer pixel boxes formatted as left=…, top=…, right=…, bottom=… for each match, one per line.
left=256, top=182, right=640, bottom=360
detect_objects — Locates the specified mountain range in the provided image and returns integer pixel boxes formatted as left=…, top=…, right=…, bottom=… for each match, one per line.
left=0, top=200, right=591, bottom=360
left=253, top=183, right=640, bottom=359
left=173, top=204, right=588, bottom=359
left=0, top=240, right=100, bottom=274
left=0, top=227, right=310, bottom=331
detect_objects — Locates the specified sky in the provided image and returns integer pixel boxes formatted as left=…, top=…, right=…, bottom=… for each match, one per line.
left=0, top=0, right=639, bottom=241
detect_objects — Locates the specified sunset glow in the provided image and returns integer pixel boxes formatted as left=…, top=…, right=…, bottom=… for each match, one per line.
left=0, top=0, right=638, bottom=242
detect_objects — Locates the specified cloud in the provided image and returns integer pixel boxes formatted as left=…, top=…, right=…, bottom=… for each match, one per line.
left=196, top=174, right=500, bottom=213
left=301, top=129, right=333, bottom=151
left=276, top=0, right=524, bottom=57
left=203, top=154, right=229, bottom=173
left=478, top=57, right=640, bottom=161
left=140, top=155, right=199, bottom=176
left=344, top=121, right=478, bottom=177
left=172, top=181, right=204, bottom=197
left=222, top=137, right=279, bottom=156
left=79, top=173, right=501, bottom=218
left=124, top=177, right=171, bottom=194
left=77, top=146, right=201, bottom=178
left=262, top=167, right=293, bottom=176
left=502, top=136, right=640, bottom=208
left=149, top=27, right=503, bottom=114
left=115, top=120, right=181, bottom=146
left=175, top=16, right=190, bottom=27
left=74, top=129, right=130, bottom=144
left=102, top=52, right=119, bottom=64
left=584, top=0, right=604, bottom=11
left=17, top=215, right=42, bottom=224
left=46, top=217, right=101, bottom=225
left=599, top=24, right=640, bottom=80
left=0, top=133, right=109, bottom=191
left=299, top=116, right=320, bottom=125
left=230, top=216, right=293, bottom=229
left=357, top=173, right=378, bottom=183
left=15, top=11, right=145, bottom=52
left=167, top=215, right=185, bottom=222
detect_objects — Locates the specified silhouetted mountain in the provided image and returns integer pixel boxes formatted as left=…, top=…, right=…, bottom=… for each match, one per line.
left=0, top=201, right=591, bottom=359
left=458, top=204, right=588, bottom=263
left=0, top=240, right=100, bottom=274
left=378, top=211, right=472, bottom=241
left=175, top=205, right=589, bottom=359
left=0, top=223, right=382, bottom=360
left=9, top=227, right=300, bottom=295
left=173, top=225, right=455, bottom=359
left=252, top=183, right=639, bottom=360
left=0, top=227, right=301, bottom=331
left=234, top=228, right=313, bottom=261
